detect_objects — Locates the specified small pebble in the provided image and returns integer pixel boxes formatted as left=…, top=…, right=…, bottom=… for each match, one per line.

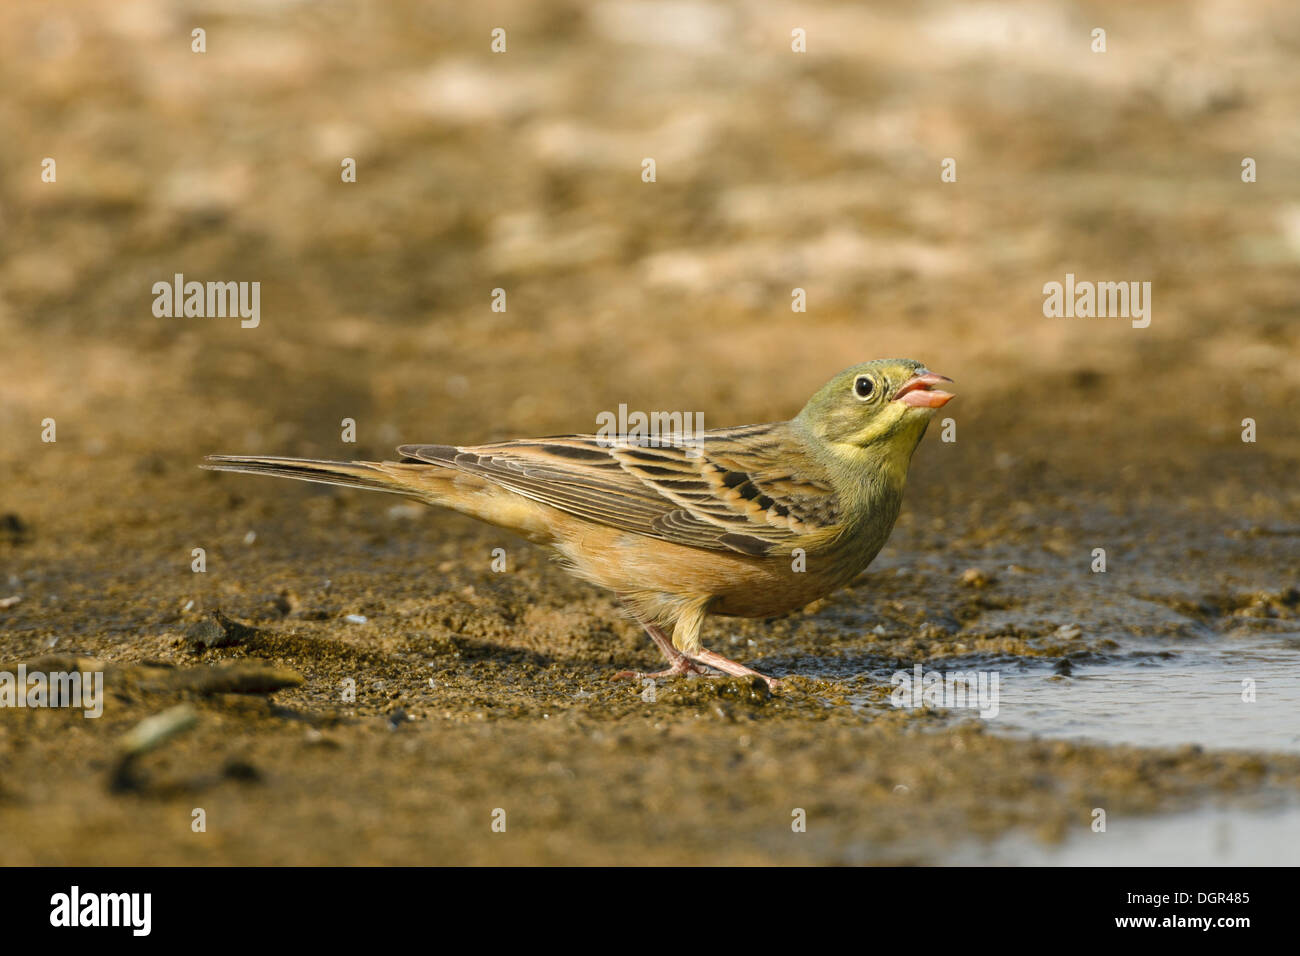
left=222, top=759, right=263, bottom=782
left=344, top=613, right=368, bottom=624
left=184, top=610, right=248, bottom=650
left=0, top=514, right=30, bottom=544
left=119, top=704, right=199, bottom=758
left=272, top=589, right=300, bottom=616
left=243, top=530, right=257, bottom=545
left=303, top=728, right=341, bottom=749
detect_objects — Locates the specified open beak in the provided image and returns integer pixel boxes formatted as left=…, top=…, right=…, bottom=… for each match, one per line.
left=892, top=371, right=954, bottom=409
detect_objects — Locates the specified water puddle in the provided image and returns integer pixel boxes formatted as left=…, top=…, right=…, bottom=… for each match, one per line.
left=988, top=635, right=1300, bottom=753
left=952, top=802, right=1300, bottom=865
left=828, top=631, right=1300, bottom=753
left=836, top=630, right=1300, bottom=863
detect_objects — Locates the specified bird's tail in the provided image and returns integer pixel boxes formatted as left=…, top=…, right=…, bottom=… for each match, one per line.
left=201, top=455, right=432, bottom=499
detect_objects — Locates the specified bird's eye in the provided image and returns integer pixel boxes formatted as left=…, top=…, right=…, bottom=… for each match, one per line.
left=853, top=376, right=875, bottom=400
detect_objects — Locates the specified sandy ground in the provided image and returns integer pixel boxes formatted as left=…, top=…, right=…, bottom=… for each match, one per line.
left=2, top=0, right=1299, bottom=864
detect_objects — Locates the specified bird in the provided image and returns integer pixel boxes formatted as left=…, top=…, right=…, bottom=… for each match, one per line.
left=202, top=359, right=953, bottom=688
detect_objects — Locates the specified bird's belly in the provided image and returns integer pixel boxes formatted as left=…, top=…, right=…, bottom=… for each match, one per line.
left=553, top=515, right=892, bottom=620
left=710, top=520, right=893, bottom=618
left=710, top=555, right=868, bottom=617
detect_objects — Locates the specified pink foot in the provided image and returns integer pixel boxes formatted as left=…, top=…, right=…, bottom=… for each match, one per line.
left=686, top=648, right=785, bottom=690
left=610, top=658, right=710, bottom=681
left=611, top=619, right=708, bottom=681
left=611, top=614, right=784, bottom=689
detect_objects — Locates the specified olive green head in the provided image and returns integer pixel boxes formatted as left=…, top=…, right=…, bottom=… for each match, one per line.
left=794, top=359, right=954, bottom=456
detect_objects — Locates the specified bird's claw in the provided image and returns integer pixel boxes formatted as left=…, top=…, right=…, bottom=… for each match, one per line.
left=610, top=659, right=710, bottom=681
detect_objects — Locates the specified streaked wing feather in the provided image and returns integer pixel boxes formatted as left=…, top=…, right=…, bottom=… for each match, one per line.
left=397, top=424, right=841, bottom=556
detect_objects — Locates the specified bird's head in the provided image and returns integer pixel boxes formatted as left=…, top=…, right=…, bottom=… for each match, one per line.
left=795, top=359, right=954, bottom=461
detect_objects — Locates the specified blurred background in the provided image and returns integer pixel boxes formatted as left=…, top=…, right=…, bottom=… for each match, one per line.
left=1, top=0, right=1299, bottom=864
left=3, top=0, right=1297, bottom=459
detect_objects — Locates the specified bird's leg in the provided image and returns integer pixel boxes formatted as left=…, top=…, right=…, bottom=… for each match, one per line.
left=667, top=603, right=783, bottom=689
left=684, top=647, right=784, bottom=690
left=611, top=621, right=709, bottom=681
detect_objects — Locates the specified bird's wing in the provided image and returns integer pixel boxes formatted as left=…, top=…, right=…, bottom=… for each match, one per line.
left=397, top=423, right=842, bottom=557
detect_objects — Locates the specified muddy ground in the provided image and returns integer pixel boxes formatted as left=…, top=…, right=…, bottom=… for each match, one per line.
left=1, top=1, right=1298, bottom=864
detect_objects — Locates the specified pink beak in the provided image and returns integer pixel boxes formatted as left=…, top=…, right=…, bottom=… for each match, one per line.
left=892, top=371, right=955, bottom=409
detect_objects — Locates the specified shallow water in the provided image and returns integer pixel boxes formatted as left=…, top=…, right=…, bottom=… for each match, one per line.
left=956, top=802, right=1300, bottom=866
left=858, top=630, right=1300, bottom=864
left=988, top=634, right=1300, bottom=754
left=832, top=629, right=1300, bottom=753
